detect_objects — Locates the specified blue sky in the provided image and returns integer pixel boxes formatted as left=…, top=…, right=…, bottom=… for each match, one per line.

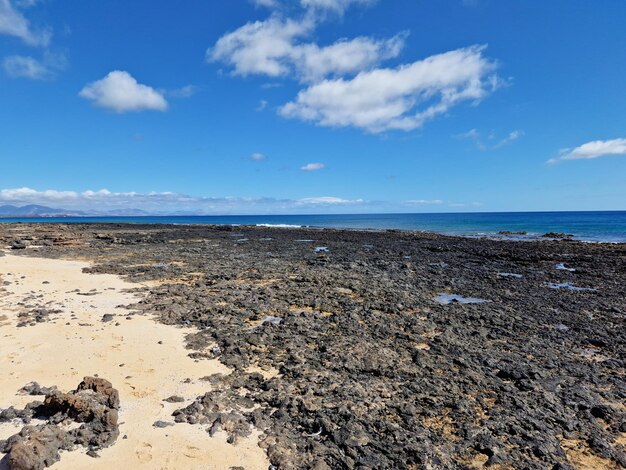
left=0, top=0, right=625, bottom=214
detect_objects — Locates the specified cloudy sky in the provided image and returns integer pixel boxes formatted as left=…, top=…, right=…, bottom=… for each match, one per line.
left=0, top=0, right=625, bottom=214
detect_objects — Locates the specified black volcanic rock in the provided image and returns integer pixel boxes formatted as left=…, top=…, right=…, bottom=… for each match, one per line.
left=1, top=223, right=625, bottom=469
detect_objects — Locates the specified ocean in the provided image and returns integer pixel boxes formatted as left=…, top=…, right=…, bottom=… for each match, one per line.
left=1, top=211, right=625, bottom=242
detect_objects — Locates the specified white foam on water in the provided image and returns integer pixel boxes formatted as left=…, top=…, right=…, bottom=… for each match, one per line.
left=256, top=224, right=302, bottom=228
left=434, top=293, right=491, bottom=305
left=555, top=263, right=576, bottom=272
left=547, top=282, right=597, bottom=292
left=498, top=272, right=523, bottom=278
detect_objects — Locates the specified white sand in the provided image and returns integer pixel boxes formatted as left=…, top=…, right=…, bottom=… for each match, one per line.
left=0, top=253, right=269, bottom=469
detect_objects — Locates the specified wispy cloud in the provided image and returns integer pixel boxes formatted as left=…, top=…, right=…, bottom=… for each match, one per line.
left=252, top=0, right=376, bottom=14
left=0, top=187, right=366, bottom=214
left=2, top=51, right=67, bottom=79
left=494, top=130, right=524, bottom=148
left=300, top=162, right=325, bottom=171
left=297, top=196, right=362, bottom=204
left=249, top=152, right=267, bottom=161
left=0, top=0, right=50, bottom=46
left=251, top=0, right=279, bottom=8
left=456, top=128, right=524, bottom=150
left=3, top=54, right=45, bottom=78
left=301, top=0, right=376, bottom=13
left=404, top=199, right=444, bottom=206
left=168, top=84, right=199, bottom=98
left=448, top=201, right=483, bottom=208
left=0, top=187, right=488, bottom=215
left=547, top=138, right=626, bottom=164
left=79, top=71, right=168, bottom=113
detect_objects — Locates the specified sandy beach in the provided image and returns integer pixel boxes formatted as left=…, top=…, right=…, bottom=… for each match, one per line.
left=0, top=252, right=269, bottom=469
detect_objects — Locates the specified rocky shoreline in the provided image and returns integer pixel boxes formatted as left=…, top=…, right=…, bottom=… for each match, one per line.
left=1, top=223, right=625, bottom=469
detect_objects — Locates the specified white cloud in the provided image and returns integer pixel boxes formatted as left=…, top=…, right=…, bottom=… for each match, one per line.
left=250, top=0, right=375, bottom=13
left=0, top=0, right=49, bottom=46
left=79, top=71, right=168, bottom=113
left=280, top=45, right=498, bottom=133
left=256, top=99, right=268, bottom=111
left=249, top=152, right=266, bottom=161
left=449, top=202, right=483, bottom=208
left=210, top=16, right=313, bottom=77
left=297, top=196, right=362, bottom=204
left=547, top=138, right=626, bottom=164
left=300, top=162, right=325, bottom=171
left=209, top=16, right=405, bottom=82
left=0, top=187, right=366, bottom=214
left=1, top=187, right=77, bottom=200
left=405, top=199, right=444, bottom=205
left=292, top=33, right=405, bottom=82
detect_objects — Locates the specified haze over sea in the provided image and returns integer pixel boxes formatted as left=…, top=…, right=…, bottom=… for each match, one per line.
left=3, top=211, right=625, bottom=243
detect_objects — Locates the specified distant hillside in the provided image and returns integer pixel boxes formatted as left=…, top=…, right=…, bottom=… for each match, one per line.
left=0, top=204, right=84, bottom=217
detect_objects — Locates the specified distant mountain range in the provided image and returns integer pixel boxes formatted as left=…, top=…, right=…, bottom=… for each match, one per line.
left=0, top=204, right=152, bottom=217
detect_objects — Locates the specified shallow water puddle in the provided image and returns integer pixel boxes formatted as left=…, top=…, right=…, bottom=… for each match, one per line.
left=555, top=263, right=576, bottom=272
left=434, top=294, right=491, bottom=305
left=295, top=239, right=314, bottom=243
left=261, top=315, right=283, bottom=325
left=547, top=282, right=597, bottom=292
left=314, top=247, right=329, bottom=253
left=498, top=272, right=523, bottom=278
left=429, top=262, right=449, bottom=268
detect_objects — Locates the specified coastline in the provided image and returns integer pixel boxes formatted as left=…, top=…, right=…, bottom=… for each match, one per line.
left=1, top=222, right=625, bottom=469
left=1, top=210, right=625, bottom=243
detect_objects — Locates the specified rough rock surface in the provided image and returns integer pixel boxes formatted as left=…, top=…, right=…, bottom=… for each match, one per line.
left=1, top=223, right=625, bottom=469
left=0, top=377, right=120, bottom=469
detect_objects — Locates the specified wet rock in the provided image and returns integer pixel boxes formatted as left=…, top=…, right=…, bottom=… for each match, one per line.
left=542, top=232, right=574, bottom=239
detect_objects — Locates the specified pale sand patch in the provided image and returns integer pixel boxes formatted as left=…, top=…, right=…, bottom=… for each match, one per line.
left=0, top=253, right=269, bottom=470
